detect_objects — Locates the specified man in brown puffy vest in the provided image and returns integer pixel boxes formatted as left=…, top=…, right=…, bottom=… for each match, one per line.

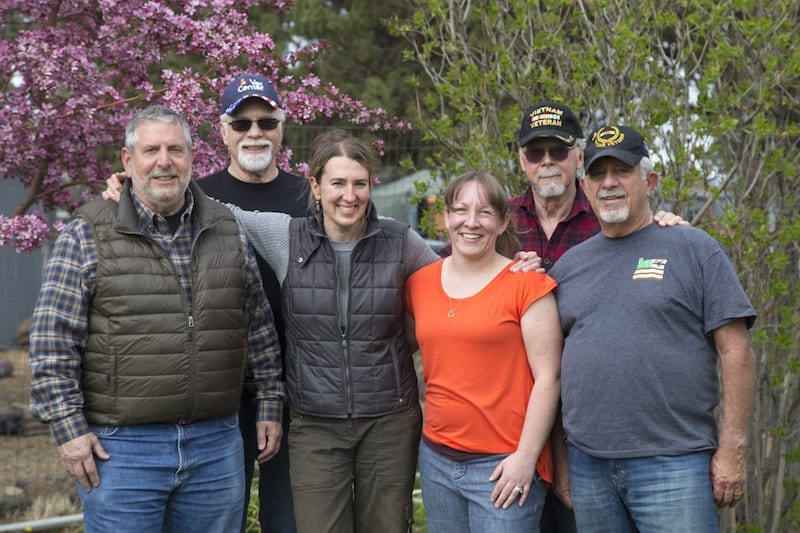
left=29, top=104, right=284, bottom=532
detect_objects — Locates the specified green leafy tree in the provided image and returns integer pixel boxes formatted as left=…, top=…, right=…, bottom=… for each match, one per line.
left=251, top=0, right=437, bottom=180
left=284, top=0, right=425, bottom=119
left=393, top=1, right=800, bottom=531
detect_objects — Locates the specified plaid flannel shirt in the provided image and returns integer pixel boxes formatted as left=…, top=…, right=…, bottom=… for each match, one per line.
left=509, top=181, right=601, bottom=272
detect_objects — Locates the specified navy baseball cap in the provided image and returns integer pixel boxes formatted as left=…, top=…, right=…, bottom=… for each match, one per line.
left=221, top=74, right=282, bottom=115
left=584, top=125, right=650, bottom=170
left=518, top=100, right=583, bottom=147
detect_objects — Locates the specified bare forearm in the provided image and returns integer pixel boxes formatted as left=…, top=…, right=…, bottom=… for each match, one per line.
left=710, top=319, right=754, bottom=507
left=516, top=375, right=560, bottom=459
left=716, top=321, right=755, bottom=449
left=718, top=347, right=755, bottom=450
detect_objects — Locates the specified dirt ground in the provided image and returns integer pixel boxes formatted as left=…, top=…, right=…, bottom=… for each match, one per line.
left=0, top=349, right=77, bottom=524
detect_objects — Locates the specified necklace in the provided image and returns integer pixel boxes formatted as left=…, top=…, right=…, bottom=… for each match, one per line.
left=447, top=296, right=468, bottom=318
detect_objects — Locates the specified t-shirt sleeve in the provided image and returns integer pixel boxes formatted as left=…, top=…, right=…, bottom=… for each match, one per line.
left=517, top=271, right=558, bottom=316
left=701, top=244, right=756, bottom=333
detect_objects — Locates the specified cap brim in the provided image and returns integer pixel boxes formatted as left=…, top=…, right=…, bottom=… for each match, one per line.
left=224, top=95, right=281, bottom=116
left=584, top=148, right=643, bottom=171
left=518, top=129, right=576, bottom=147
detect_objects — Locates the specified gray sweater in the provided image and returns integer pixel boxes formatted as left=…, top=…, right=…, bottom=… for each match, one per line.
left=226, top=204, right=438, bottom=285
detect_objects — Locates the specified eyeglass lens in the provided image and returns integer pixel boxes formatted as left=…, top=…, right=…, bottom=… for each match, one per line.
left=524, top=146, right=571, bottom=163
left=227, top=118, right=280, bottom=132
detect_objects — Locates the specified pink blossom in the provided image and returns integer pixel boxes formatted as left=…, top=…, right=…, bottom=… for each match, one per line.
left=372, top=139, right=386, bottom=157
left=0, top=213, right=51, bottom=253
left=0, top=0, right=409, bottom=250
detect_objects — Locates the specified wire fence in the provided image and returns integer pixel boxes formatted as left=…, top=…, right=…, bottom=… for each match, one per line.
left=283, top=123, right=442, bottom=181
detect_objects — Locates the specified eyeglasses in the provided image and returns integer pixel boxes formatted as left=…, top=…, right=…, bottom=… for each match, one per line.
left=523, top=145, right=574, bottom=164
left=223, top=118, right=281, bottom=132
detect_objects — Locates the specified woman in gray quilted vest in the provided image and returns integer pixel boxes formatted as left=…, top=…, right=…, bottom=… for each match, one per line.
left=227, top=129, right=437, bottom=533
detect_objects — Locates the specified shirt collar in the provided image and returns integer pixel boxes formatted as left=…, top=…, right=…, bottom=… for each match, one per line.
left=129, top=188, right=194, bottom=233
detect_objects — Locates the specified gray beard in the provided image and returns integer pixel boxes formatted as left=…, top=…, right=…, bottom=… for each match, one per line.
left=237, top=148, right=273, bottom=174
left=535, top=181, right=567, bottom=198
left=598, top=206, right=630, bottom=223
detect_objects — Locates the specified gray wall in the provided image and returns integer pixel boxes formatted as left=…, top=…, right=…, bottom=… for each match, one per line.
left=0, top=180, right=44, bottom=348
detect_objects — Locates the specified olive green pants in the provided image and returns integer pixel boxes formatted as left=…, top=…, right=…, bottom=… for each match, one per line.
left=288, top=405, right=422, bottom=533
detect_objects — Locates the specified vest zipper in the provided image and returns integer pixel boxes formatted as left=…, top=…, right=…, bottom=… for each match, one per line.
left=341, top=329, right=353, bottom=416
left=187, top=313, right=196, bottom=423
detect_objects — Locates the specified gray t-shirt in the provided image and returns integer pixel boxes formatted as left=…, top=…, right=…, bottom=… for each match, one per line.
left=331, top=240, right=357, bottom=328
left=549, top=223, right=756, bottom=459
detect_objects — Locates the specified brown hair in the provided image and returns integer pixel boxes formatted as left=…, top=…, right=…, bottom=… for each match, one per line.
left=306, top=129, right=377, bottom=224
left=443, top=170, right=519, bottom=258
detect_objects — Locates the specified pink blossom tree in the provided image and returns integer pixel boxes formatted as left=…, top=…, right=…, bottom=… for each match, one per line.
left=0, top=0, right=410, bottom=252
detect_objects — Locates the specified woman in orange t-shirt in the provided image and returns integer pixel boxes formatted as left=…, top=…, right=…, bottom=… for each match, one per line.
left=405, top=170, right=562, bottom=533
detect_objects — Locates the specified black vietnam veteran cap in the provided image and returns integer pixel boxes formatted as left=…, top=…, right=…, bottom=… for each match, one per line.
left=584, top=125, right=650, bottom=171
left=518, top=100, right=584, bottom=147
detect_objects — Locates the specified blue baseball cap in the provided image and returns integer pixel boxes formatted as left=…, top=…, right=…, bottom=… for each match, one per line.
left=221, top=74, right=283, bottom=115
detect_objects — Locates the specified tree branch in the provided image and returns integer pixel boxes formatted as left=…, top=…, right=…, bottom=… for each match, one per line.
left=13, top=158, right=50, bottom=217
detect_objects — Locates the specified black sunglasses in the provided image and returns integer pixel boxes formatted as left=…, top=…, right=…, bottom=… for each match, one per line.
left=224, top=118, right=281, bottom=132
left=523, top=145, right=573, bottom=164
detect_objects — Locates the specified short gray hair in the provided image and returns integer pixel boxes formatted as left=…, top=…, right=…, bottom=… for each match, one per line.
left=575, top=137, right=587, bottom=179
left=639, top=156, right=654, bottom=179
left=125, top=105, right=193, bottom=153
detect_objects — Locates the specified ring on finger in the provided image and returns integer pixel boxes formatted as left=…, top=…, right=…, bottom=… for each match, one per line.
left=514, top=486, right=524, bottom=494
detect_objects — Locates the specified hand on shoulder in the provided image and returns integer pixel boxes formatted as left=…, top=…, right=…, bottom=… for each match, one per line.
left=653, top=210, right=689, bottom=227
left=101, top=172, right=128, bottom=203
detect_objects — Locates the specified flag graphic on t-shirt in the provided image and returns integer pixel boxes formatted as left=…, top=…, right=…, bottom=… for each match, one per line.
left=632, top=257, right=668, bottom=280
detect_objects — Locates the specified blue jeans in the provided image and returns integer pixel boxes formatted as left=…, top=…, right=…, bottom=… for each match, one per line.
left=419, top=439, right=546, bottom=533
left=240, top=389, right=295, bottom=532
left=79, top=414, right=244, bottom=533
left=566, top=443, right=719, bottom=533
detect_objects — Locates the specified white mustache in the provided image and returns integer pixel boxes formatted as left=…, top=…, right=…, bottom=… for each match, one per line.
left=598, top=190, right=625, bottom=199
left=242, top=141, right=272, bottom=149
left=148, top=169, right=179, bottom=179
left=536, top=169, right=561, bottom=179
